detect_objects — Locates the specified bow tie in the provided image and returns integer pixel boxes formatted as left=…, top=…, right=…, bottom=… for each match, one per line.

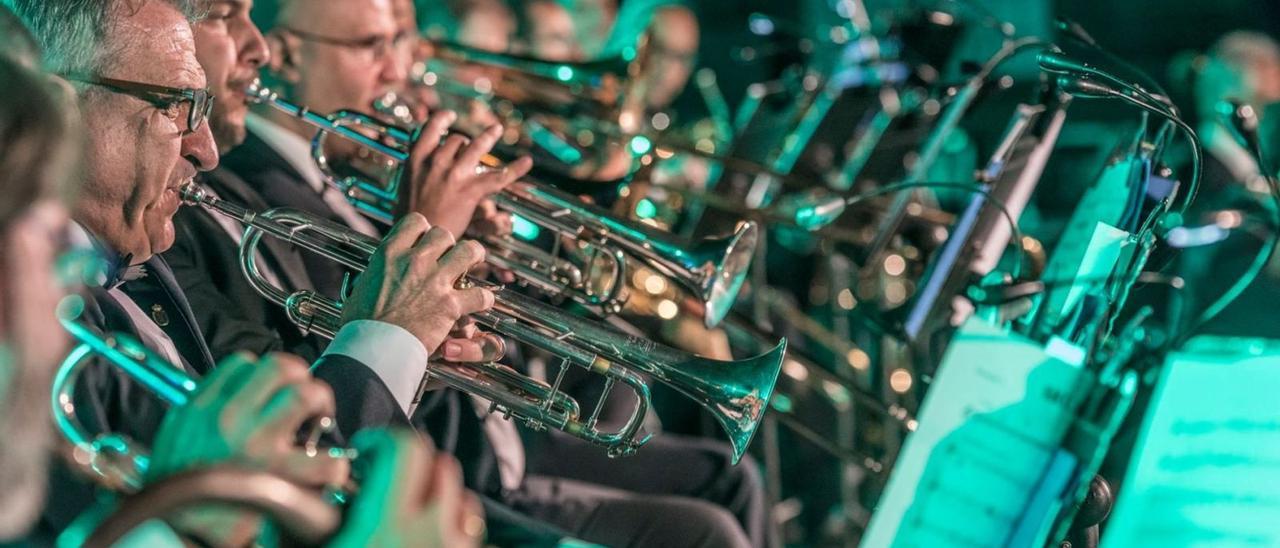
left=104, top=260, right=148, bottom=289
left=94, top=246, right=146, bottom=289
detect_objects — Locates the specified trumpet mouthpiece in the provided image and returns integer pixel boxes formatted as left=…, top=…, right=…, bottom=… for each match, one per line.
left=177, top=181, right=207, bottom=205
left=244, top=78, right=273, bottom=105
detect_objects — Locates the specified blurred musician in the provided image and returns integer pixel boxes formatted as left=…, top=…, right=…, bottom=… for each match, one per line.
left=618, top=1, right=700, bottom=113
left=520, top=0, right=583, bottom=61
left=1172, top=31, right=1280, bottom=338
left=573, top=0, right=700, bottom=112
left=456, top=0, right=518, bottom=53
left=0, top=19, right=75, bottom=539
left=0, top=4, right=38, bottom=68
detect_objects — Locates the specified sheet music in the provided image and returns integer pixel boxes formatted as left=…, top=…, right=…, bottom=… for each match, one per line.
left=1038, top=222, right=1132, bottom=334
left=1102, top=338, right=1280, bottom=548
left=862, top=320, right=1090, bottom=547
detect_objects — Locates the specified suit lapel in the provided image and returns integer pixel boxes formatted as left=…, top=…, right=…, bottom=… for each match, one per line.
left=199, top=168, right=316, bottom=292
left=223, top=128, right=359, bottom=296
left=121, top=257, right=217, bottom=375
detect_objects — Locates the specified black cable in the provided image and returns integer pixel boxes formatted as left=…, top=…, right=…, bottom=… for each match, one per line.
left=974, top=36, right=1047, bottom=83
left=1100, top=88, right=1203, bottom=224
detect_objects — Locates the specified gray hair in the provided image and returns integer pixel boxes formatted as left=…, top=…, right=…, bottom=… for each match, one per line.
left=1, top=0, right=208, bottom=75
left=0, top=4, right=39, bottom=68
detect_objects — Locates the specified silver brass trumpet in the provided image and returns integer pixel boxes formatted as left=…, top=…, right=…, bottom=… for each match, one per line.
left=413, top=36, right=651, bottom=138
left=53, top=319, right=196, bottom=492
left=53, top=319, right=342, bottom=493
left=54, top=324, right=346, bottom=547
left=244, top=79, right=757, bottom=327
left=180, top=182, right=785, bottom=462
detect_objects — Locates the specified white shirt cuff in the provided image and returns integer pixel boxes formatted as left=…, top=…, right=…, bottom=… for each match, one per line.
left=322, top=320, right=429, bottom=415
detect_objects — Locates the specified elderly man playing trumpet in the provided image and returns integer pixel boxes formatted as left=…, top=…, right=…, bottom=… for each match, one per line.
left=1, top=0, right=493, bottom=544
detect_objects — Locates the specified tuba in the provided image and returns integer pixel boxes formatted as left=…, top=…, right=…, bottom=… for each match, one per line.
left=181, top=182, right=785, bottom=463
left=246, top=79, right=756, bottom=327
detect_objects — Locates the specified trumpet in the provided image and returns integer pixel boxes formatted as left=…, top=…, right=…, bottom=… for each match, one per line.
left=53, top=319, right=193, bottom=492
left=53, top=319, right=342, bottom=493
left=180, top=182, right=785, bottom=463
left=416, top=36, right=650, bottom=139
left=246, top=79, right=756, bottom=327
left=54, top=325, right=345, bottom=546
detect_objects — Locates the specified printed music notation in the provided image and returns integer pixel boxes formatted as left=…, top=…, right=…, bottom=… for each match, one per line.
left=1102, top=339, right=1280, bottom=548
left=893, top=416, right=1052, bottom=547
left=862, top=320, right=1090, bottom=548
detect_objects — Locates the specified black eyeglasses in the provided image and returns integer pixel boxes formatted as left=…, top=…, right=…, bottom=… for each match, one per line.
left=63, top=74, right=214, bottom=135
left=281, top=27, right=413, bottom=61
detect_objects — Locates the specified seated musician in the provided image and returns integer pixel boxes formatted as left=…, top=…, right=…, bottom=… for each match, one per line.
left=167, top=2, right=567, bottom=542
left=157, top=0, right=757, bottom=545
left=1171, top=31, right=1280, bottom=338
left=0, top=0, right=495, bottom=543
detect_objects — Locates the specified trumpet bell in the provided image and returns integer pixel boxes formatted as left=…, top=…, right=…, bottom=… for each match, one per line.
left=693, top=220, right=759, bottom=329
left=665, top=339, right=787, bottom=463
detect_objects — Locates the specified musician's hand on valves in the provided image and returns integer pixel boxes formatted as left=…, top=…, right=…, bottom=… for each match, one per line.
left=402, top=121, right=532, bottom=238
left=342, top=213, right=495, bottom=355
left=331, top=429, right=485, bottom=548
left=147, top=352, right=351, bottom=546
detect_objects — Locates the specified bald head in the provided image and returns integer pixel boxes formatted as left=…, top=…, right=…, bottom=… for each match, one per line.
left=270, top=0, right=393, bottom=32
left=259, top=0, right=406, bottom=138
left=1196, top=31, right=1280, bottom=119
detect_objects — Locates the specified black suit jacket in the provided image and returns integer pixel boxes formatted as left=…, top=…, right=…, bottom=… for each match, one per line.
left=41, top=258, right=211, bottom=537
left=119, top=255, right=412, bottom=443
left=164, top=167, right=324, bottom=362
left=220, top=130, right=360, bottom=297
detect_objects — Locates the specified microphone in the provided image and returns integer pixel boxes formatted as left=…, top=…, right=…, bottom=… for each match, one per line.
left=771, top=188, right=848, bottom=230
left=1038, top=50, right=1176, bottom=112
left=1054, top=17, right=1099, bottom=47
left=1037, top=49, right=1101, bottom=76
left=1053, top=75, right=1121, bottom=99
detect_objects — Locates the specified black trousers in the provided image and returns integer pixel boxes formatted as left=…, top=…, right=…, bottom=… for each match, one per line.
left=508, top=432, right=769, bottom=548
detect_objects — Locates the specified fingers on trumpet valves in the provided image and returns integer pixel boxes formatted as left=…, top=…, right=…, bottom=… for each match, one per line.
left=382, top=212, right=433, bottom=257
left=437, top=238, right=487, bottom=279
left=430, top=134, right=470, bottom=171
left=408, top=226, right=458, bottom=270
left=456, top=124, right=504, bottom=169
left=409, top=110, right=459, bottom=160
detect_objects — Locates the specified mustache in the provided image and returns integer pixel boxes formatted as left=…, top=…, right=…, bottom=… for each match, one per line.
left=225, top=73, right=258, bottom=95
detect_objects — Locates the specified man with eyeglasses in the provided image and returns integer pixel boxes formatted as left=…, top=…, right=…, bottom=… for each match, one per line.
left=207, top=1, right=765, bottom=546
left=2, top=0, right=503, bottom=541
left=139, top=2, right=575, bottom=543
